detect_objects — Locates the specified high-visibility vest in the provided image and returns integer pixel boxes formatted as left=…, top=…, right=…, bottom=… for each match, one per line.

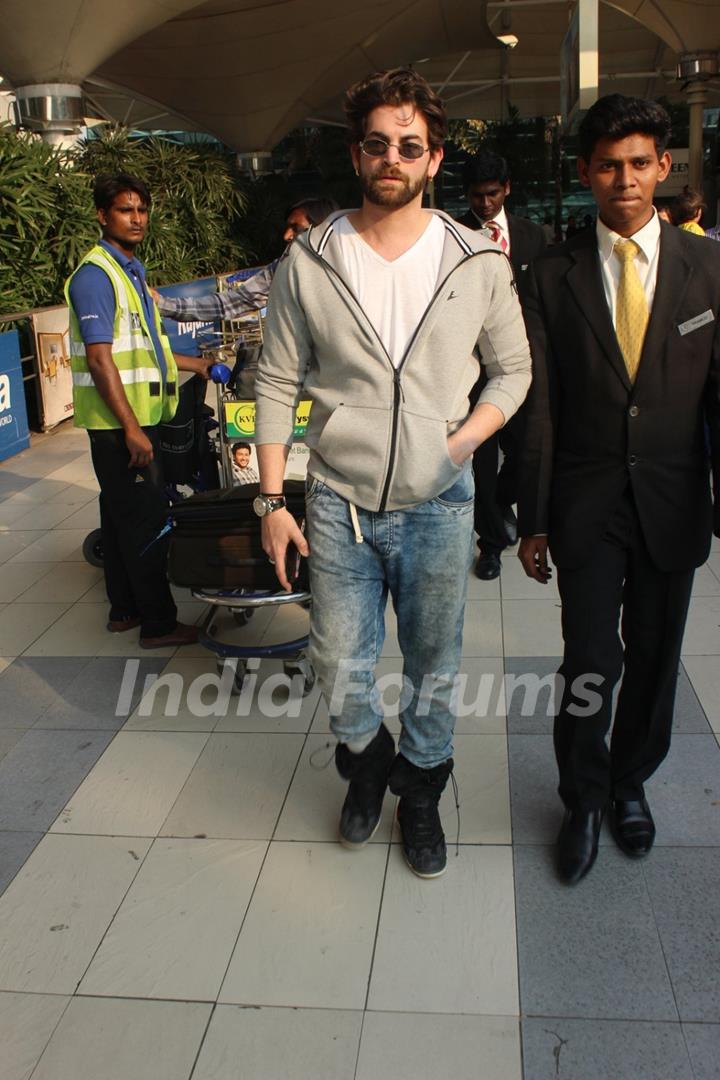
left=65, top=244, right=178, bottom=430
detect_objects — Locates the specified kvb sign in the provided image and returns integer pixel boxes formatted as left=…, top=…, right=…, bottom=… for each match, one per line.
left=0, top=331, right=30, bottom=461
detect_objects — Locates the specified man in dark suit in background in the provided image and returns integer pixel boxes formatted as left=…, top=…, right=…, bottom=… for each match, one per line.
left=457, top=152, right=546, bottom=578
left=518, top=94, right=720, bottom=885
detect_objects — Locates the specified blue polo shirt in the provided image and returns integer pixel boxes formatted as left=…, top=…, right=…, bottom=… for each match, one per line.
left=68, top=239, right=167, bottom=382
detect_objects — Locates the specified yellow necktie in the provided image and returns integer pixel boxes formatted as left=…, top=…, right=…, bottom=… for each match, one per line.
left=614, top=238, right=649, bottom=382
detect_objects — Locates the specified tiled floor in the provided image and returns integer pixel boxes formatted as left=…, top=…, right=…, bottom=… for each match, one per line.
left=1, top=423, right=720, bottom=1079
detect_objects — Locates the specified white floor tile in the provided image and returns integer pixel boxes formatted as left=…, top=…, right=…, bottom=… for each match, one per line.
left=356, top=1012, right=522, bottom=1080
left=0, top=834, right=150, bottom=994
left=17, top=562, right=103, bottom=604
left=681, top=595, right=720, bottom=655
left=52, top=731, right=209, bottom=837
left=368, top=846, right=518, bottom=1015
left=0, top=562, right=57, bottom=602
left=0, top=531, right=44, bottom=564
left=275, top=732, right=395, bottom=843
left=682, top=656, right=720, bottom=733
left=9, top=503, right=82, bottom=531
left=502, top=597, right=564, bottom=657
left=80, top=838, right=266, bottom=1000
left=0, top=656, right=14, bottom=676
left=441, top=733, right=511, bottom=845
left=23, top=602, right=116, bottom=657
left=455, top=657, right=507, bottom=733
left=466, top=566, right=501, bottom=600
left=692, top=562, right=720, bottom=596
left=30, top=996, right=211, bottom=1080
left=462, top=600, right=504, bottom=657
left=0, top=498, right=46, bottom=528
left=160, top=732, right=305, bottom=839
left=0, top=991, right=70, bottom=1080
left=193, top=1005, right=362, bottom=1080
left=219, top=841, right=387, bottom=1009
left=54, top=502, right=101, bottom=530
left=12, top=479, right=73, bottom=503
left=500, top=550, right=561, bottom=601
left=125, top=657, right=227, bottom=732
left=8, top=529, right=88, bottom=563
left=0, top=603, right=68, bottom=654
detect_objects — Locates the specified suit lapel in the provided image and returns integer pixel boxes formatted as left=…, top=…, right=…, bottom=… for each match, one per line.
left=636, top=221, right=693, bottom=383
left=565, top=230, right=633, bottom=392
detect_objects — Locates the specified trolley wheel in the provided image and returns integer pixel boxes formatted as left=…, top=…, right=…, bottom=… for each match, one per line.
left=217, top=659, right=247, bottom=695
left=284, top=658, right=315, bottom=696
left=232, top=608, right=254, bottom=627
left=82, top=528, right=104, bottom=568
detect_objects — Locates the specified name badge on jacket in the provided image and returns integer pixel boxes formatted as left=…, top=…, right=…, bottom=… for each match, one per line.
left=678, top=310, right=715, bottom=336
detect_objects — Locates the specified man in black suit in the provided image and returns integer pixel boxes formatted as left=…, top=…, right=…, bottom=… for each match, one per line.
left=457, top=151, right=546, bottom=578
left=518, top=94, right=720, bottom=885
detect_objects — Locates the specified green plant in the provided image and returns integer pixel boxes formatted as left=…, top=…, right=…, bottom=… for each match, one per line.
left=0, top=124, right=256, bottom=316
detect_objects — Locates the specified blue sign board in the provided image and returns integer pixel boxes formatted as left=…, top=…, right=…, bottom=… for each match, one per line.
left=0, top=330, right=31, bottom=462
left=155, top=276, right=219, bottom=356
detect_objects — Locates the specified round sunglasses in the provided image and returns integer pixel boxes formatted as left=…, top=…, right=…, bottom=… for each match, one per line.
left=359, top=138, right=430, bottom=161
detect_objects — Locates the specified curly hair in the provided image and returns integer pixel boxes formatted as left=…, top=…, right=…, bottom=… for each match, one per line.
left=343, top=68, right=447, bottom=151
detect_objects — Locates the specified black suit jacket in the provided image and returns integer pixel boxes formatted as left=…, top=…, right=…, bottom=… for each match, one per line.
left=518, top=222, right=720, bottom=573
left=455, top=210, right=546, bottom=282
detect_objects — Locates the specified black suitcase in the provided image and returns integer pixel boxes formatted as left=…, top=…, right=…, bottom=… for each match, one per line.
left=168, top=480, right=308, bottom=591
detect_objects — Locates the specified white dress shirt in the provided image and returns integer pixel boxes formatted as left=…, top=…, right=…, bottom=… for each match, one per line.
left=473, top=205, right=511, bottom=255
left=596, top=209, right=661, bottom=327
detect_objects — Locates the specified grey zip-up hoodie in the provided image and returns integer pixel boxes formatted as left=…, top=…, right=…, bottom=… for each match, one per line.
left=255, top=209, right=532, bottom=512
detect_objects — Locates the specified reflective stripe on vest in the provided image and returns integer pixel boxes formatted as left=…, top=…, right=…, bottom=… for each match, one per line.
left=72, top=367, right=162, bottom=387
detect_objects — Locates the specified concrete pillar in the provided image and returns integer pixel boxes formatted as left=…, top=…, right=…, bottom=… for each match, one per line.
left=685, top=81, right=708, bottom=192
left=677, top=53, right=719, bottom=193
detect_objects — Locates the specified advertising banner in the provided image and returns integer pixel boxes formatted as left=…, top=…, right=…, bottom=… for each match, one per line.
left=222, top=399, right=311, bottom=483
left=0, top=330, right=31, bottom=462
left=32, top=306, right=74, bottom=429
left=155, top=276, right=219, bottom=355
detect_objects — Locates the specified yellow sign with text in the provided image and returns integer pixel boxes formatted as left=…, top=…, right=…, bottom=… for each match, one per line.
left=223, top=399, right=312, bottom=440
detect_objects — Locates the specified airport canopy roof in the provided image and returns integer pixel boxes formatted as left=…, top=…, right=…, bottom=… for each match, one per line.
left=0, top=0, right=718, bottom=150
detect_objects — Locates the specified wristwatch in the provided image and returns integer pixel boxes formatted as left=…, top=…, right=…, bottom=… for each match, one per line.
left=253, top=493, right=286, bottom=517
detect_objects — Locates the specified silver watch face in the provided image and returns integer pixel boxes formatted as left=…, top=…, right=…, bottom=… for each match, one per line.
left=253, top=495, right=268, bottom=517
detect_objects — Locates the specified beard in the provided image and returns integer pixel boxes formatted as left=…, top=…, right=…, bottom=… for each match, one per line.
left=361, top=165, right=428, bottom=208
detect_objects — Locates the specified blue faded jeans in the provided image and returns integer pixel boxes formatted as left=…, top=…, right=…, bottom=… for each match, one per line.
left=306, top=466, right=475, bottom=769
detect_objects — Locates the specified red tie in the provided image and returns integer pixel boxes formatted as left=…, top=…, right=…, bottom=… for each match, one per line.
left=486, top=220, right=509, bottom=253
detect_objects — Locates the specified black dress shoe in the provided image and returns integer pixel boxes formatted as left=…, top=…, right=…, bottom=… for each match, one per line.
left=556, top=808, right=603, bottom=885
left=502, top=505, right=518, bottom=545
left=609, top=797, right=655, bottom=857
left=474, top=552, right=502, bottom=580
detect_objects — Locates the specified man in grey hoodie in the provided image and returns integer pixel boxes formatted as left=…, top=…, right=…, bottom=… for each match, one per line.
left=254, top=68, right=531, bottom=878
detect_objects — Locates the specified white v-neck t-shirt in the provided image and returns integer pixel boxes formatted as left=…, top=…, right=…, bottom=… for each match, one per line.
left=333, top=213, right=445, bottom=366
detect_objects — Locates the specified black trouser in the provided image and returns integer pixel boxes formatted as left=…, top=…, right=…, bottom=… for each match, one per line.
left=472, top=412, right=520, bottom=554
left=554, top=490, right=694, bottom=810
left=88, top=426, right=177, bottom=638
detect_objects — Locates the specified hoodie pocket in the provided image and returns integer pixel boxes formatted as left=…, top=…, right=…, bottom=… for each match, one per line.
left=313, top=403, right=392, bottom=488
left=390, top=409, right=463, bottom=508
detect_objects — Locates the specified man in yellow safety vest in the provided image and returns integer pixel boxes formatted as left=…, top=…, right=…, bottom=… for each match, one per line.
left=66, top=172, right=210, bottom=647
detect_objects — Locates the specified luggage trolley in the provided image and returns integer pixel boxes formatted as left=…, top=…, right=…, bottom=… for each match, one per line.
left=177, top=346, right=315, bottom=698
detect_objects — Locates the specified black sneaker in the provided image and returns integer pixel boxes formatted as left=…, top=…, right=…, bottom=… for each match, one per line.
left=389, top=755, right=453, bottom=879
left=335, top=724, right=395, bottom=847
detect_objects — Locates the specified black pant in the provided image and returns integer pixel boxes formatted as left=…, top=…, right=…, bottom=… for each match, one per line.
left=472, top=413, right=520, bottom=554
left=88, top=426, right=177, bottom=638
left=554, top=490, right=694, bottom=810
